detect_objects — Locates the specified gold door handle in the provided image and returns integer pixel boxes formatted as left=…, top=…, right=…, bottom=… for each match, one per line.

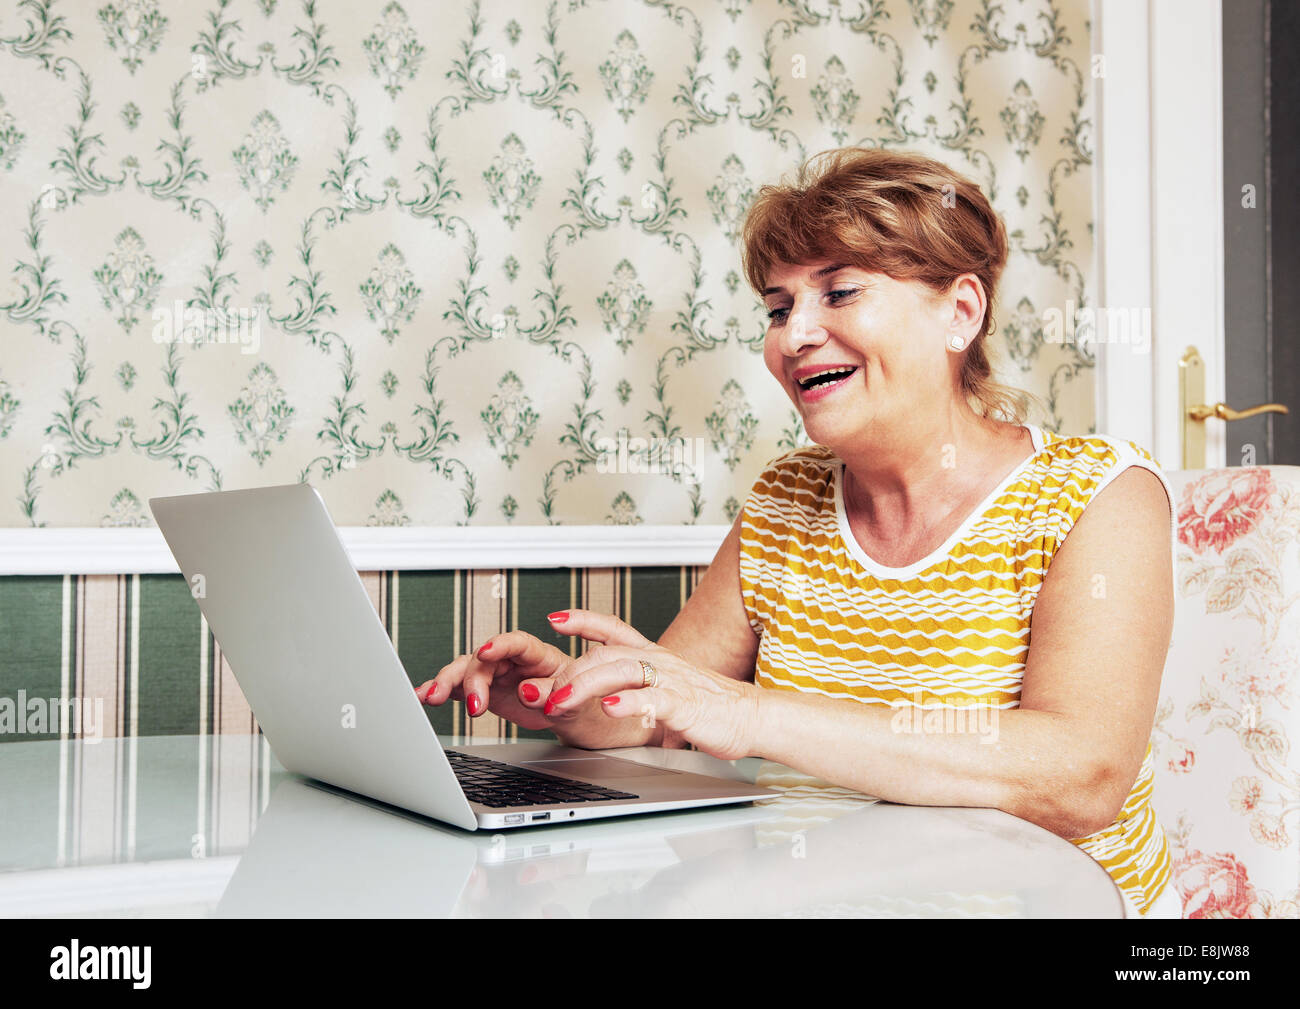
left=1187, top=401, right=1289, bottom=422
left=1179, top=346, right=1290, bottom=468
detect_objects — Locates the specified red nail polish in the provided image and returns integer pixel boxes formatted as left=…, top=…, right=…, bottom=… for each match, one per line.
left=549, top=684, right=573, bottom=704
left=543, top=700, right=556, bottom=716
left=547, top=611, right=569, bottom=624
left=601, top=696, right=619, bottom=706
left=477, top=642, right=492, bottom=657
left=520, top=683, right=539, bottom=702
left=467, top=693, right=482, bottom=716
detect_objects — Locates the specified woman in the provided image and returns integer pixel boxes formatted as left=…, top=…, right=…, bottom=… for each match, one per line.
left=416, top=147, right=1181, bottom=919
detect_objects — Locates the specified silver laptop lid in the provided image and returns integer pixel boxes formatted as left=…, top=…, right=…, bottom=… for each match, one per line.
left=149, top=483, right=477, bottom=829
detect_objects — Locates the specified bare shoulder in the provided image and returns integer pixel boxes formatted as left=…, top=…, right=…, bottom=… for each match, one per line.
left=1030, top=462, right=1174, bottom=655
left=1044, top=462, right=1173, bottom=594
left=1061, top=463, right=1173, bottom=552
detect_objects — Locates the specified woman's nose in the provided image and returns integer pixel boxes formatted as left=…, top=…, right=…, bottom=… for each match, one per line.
left=781, top=308, right=826, bottom=353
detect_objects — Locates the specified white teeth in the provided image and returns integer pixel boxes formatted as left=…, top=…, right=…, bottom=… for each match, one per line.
left=799, top=367, right=856, bottom=388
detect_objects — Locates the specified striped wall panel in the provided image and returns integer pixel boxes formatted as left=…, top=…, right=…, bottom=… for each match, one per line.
left=0, top=567, right=705, bottom=746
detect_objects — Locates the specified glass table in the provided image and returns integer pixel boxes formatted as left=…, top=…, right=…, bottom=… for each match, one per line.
left=0, top=734, right=1126, bottom=918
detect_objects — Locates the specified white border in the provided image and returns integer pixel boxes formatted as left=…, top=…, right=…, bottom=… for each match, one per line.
left=0, top=525, right=731, bottom=575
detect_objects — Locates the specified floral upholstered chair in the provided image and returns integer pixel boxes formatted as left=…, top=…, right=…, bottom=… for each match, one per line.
left=1150, top=466, right=1300, bottom=918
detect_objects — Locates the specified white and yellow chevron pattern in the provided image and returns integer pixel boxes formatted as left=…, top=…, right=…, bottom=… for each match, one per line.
left=738, top=425, right=1175, bottom=914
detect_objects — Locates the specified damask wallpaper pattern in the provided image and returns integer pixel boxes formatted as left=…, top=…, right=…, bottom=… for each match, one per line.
left=0, top=0, right=1096, bottom=528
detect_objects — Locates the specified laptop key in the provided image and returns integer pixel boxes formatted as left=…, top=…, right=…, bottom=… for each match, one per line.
left=451, top=750, right=641, bottom=806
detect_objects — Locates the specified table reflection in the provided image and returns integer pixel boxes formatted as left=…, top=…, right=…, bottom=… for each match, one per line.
left=0, top=735, right=1123, bottom=918
left=217, top=763, right=1121, bottom=918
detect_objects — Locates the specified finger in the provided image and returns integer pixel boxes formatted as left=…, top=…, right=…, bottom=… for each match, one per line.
left=425, top=650, right=497, bottom=709
left=515, top=675, right=556, bottom=709
left=547, top=609, right=653, bottom=649
left=543, top=655, right=653, bottom=716
left=476, top=632, right=567, bottom=716
left=420, top=654, right=472, bottom=706
left=547, top=644, right=661, bottom=704
left=597, top=687, right=671, bottom=725
left=475, top=630, right=559, bottom=672
left=461, top=653, right=502, bottom=718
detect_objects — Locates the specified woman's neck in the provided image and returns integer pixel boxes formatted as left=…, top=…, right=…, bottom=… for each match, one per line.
left=841, top=418, right=1029, bottom=535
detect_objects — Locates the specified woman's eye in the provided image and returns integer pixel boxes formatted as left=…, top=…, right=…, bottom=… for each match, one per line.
left=766, top=289, right=856, bottom=324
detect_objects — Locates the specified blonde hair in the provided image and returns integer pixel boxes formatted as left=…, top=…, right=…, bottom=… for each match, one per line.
left=741, top=146, right=1037, bottom=424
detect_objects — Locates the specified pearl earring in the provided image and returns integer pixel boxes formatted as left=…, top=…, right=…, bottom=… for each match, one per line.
left=949, top=335, right=966, bottom=351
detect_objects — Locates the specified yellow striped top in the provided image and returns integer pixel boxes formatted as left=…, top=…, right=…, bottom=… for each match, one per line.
left=738, top=423, right=1175, bottom=914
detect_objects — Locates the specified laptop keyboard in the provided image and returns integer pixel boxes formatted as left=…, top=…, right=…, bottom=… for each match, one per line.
left=445, top=749, right=640, bottom=808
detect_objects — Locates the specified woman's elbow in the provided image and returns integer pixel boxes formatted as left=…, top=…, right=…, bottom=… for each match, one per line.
left=1011, top=759, right=1129, bottom=840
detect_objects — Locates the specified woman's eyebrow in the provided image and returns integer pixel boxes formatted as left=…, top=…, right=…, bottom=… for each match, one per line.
left=762, top=263, right=853, bottom=296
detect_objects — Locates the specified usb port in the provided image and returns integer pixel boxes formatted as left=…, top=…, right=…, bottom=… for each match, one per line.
left=504, top=813, right=524, bottom=824
left=531, top=812, right=551, bottom=822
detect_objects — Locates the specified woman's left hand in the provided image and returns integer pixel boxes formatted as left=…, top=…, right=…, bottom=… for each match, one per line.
left=544, top=609, right=761, bottom=761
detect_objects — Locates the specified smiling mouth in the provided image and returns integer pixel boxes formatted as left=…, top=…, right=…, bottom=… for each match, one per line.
left=797, top=366, right=859, bottom=390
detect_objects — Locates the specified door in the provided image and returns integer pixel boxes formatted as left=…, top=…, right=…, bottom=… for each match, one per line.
left=1222, top=0, right=1299, bottom=467
left=1095, top=0, right=1293, bottom=470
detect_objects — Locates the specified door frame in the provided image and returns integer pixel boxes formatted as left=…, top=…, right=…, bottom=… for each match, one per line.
left=1093, top=0, right=1227, bottom=471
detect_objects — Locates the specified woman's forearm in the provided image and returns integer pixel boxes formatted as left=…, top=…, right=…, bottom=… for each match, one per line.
left=750, top=687, right=1126, bottom=839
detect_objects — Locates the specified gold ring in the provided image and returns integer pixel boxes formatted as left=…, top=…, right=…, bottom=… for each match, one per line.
left=639, top=659, right=658, bottom=689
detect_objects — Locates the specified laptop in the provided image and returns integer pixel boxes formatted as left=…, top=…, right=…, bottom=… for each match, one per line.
left=149, top=483, right=776, bottom=831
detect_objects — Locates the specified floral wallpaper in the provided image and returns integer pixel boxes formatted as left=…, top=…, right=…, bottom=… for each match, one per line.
left=0, top=0, right=1096, bottom=528
left=1152, top=467, right=1300, bottom=918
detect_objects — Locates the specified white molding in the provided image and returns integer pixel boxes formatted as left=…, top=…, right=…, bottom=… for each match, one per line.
left=1149, top=0, right=1226, bottom=470
left=1093, top=0, right=1226, bottom=470
left=1093, top=0, right=1155, bottom=451
left=0, top=525, right=731, bottom=575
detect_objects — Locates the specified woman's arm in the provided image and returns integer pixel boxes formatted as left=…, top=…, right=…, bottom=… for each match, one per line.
left=652, top=512, right=760, bottom=749
left=750, top=466, right=1175, bottom=839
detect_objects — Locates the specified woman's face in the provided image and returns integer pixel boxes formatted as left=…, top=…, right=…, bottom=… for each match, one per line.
left=760, top=260, right=983, bottom=446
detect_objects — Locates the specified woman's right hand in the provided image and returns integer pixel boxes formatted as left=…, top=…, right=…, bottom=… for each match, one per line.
left=416, top=622, right=664, bottom=750
left=416, top=631, right=569, bottom=732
